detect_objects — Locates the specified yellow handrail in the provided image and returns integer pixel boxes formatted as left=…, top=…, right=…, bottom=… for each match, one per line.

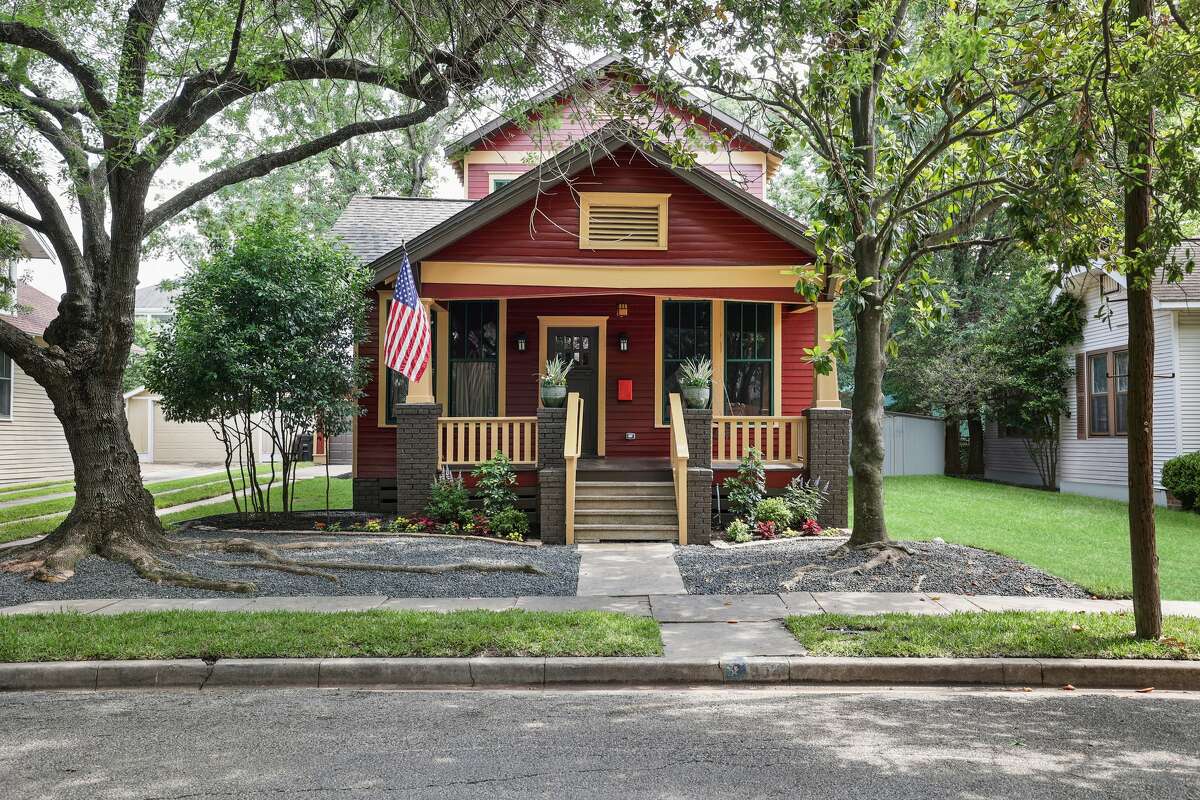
left=712, top=415, right=806, bottom=464
left=436, top=416, right=538, bottom=466
left=668, top=393, right=689, bottom=545
left=563, top=392, right=583, bottom=545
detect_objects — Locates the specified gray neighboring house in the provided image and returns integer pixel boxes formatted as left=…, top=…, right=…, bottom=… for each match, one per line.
left=134, top=281, right=179, bottom=325
left=1, top=282, right=75, bottom=486
left=984, top=241, right=1200, bottom=504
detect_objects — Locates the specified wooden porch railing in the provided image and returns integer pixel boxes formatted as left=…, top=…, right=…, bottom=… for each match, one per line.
left=668, top=393, right=689, bottom=545
left=436, top=416, right=538, bottom=467
left=563, top=392, right=584, bottom=545
left=712, top=416, right=806, bottom=464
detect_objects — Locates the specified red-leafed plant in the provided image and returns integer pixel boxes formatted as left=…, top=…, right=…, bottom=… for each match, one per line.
left=755, top=520, right=779, bottom=540
left=801, top=518, right=823, bottom=537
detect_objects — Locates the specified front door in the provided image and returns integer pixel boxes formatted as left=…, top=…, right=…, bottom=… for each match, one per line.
left=548, top=326, right=599, bottom=455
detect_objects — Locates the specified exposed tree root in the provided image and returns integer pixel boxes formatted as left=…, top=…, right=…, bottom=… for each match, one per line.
left=209, top=560, right=340, bottom=582
left=781, top=564, right=823, bottom=592
left=830, top=543, right=913, bottom=577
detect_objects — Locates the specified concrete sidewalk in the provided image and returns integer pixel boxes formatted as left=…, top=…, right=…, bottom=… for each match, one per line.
left=5, top=591, right=1197, bottom=660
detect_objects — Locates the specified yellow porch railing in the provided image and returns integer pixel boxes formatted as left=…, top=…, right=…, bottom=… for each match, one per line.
left=563, top=392, right=584, bottom=545
left=436, top=416, right=538, bottom=467
left=712, top=415, right=806, bottom=464
left=668, top=393, right=689, bottom=545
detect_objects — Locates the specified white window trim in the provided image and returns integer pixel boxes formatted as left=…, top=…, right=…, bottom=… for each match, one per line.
left=489, top=173, right=522, bottom=193
left=0, top=353, right=13, bottom=421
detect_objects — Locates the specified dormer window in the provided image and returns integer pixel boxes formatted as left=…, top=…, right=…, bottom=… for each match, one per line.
left=489, top=174, right=521, bottom=193
left=579, top=192, right=669, bottom=250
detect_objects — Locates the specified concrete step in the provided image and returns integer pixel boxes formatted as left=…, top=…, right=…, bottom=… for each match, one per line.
left=576, top=481, right=675, bottom=497
left=575, top=508, right=679, bottom=524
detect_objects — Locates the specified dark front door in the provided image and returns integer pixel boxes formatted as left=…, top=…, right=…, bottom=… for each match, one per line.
left=548, top=326, right=599, bottom=455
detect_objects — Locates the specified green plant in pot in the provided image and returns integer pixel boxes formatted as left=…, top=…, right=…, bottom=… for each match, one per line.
left=677, top=356, right=713, bottom=409
left=540, top=355, right=572, bottom=408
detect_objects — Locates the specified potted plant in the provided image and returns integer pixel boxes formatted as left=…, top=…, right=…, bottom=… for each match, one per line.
left=677, top=356, right=712, bottom=409
left=540, top=355, right=572, bottom=408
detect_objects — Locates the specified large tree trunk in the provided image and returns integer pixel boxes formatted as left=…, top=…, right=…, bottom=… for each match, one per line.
left=1125, top=0, right=1162, bottom=641
left=966, top=412, right=985, bottom=476
left=849, top=297, right=890, bottom=548
left=943, top=415, right=961, bottom=476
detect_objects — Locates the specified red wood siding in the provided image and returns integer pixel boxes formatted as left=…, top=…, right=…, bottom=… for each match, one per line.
left=434, top=147, right=811, bottom=267
left=466, top=163, right=535, bottom=200
left=505, top=294, right=668, bottom=457
left=782, top=308, right=817, bottom=414
left=356, top=294, right=395, bottom=479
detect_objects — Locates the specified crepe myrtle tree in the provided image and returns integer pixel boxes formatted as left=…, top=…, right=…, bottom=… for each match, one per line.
left=0, top=0, right=604, bottom=587
left=145, top=210, right=370, bottom=527
left=632, top=0, right=1083, bottom=568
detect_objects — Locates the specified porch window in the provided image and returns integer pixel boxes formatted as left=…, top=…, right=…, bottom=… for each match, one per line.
left=662, top=300, right=711, bottom=423
left=384, top=312, right=436, bottom=425
left=724, top=301, right=773, bottom=415
left=449, top=300, right=499, bottom=417
left=0, top=353, right=11, bottom=419
left=1087, top=348, right=1127, bottom=436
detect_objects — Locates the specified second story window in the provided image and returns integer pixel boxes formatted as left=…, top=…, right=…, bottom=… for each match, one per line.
left=580, top=192, right=669, bottom=250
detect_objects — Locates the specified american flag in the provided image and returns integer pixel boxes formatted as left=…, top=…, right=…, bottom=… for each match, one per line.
left=383, top=248, right=430, bottom=382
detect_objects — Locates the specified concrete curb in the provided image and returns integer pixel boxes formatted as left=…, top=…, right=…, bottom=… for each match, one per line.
left=1, top=656, right=1197, bottom=692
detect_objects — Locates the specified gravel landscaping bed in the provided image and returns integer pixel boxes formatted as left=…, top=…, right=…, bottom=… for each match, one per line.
left=0, top=533, right=578, bottom=604
left=676, top=539, right=1091, bottom=598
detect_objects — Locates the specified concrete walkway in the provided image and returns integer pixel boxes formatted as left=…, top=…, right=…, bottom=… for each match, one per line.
left=575, top=543, right=686, bottom=596
left=6, top=591, right=1198, bottom=660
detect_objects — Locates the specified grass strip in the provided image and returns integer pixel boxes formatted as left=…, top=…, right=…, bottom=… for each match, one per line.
left=0, top=481, right=75, bottom=502
left=786, top=612, right=1200, bottom=660
left=0, top=609, right=664, bottom=661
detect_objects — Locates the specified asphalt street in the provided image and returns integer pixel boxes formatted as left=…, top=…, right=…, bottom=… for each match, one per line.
left=3, top=686, right=1199, bottom=799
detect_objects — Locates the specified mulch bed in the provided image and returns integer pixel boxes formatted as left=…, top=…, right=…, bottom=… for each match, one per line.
left=676, top=539, right=1091, bottom=598
left=0, top=532, right=579, bottom=603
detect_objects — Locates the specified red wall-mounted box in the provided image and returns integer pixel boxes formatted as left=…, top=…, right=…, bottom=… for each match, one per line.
left=617, top=379, right=633, bottom=401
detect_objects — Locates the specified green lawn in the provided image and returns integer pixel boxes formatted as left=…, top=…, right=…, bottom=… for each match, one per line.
left=0, top=609, right=664, bottom=661
left=787, top=612, right=1200, bottom=660
left=0, top=480, right=74, bottom=502
left=0, top=476, right=351, bottom=544
left=0, top=469, right=236, bottom=524
left=859, top=476, right=1200, bottom=600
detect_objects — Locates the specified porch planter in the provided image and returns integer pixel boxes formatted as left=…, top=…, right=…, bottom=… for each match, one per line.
left=541, top=384, right=567, bottom=408
left=680, top=385, right=711, bottom=410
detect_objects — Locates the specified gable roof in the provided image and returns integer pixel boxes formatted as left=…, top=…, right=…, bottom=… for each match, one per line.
left=7, top=283, right=59, bottom=337
left=1155, top=240, right=1200, bottom=304
left=370, top=124, right=815, bottom=283
left=331, top=196, right=475, bottom=265
left=443, top=54, right=780, bottom=160
left=134, top=281, right=178, bottom=311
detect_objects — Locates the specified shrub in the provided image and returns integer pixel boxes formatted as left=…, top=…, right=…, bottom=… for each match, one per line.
left=801, top=518, right=823, bottom=536
left=472, top=453, right=519, bottom=517
left=361, top=517, right=383, bottom=533
left=754, top=497, right=793, bottom=528
left=755, top=520, right=779, bottom=540
left=1163, top=452, right=1200, bottom=511
left=781, top=528, right=800, bottom=538
left=426, top=470, right=472, bottom=525
left=725, top=518, right=753, bottom=543
left=723, top=448, right=766, bottom=521
left=785, top=476, right=829, bottom=523
left=490, top=507, right=529, bottom=541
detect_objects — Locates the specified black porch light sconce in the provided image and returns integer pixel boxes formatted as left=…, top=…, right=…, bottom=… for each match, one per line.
left=617, top=332, right=630, bottom=352
left=515, top=332, right=527, bottom=352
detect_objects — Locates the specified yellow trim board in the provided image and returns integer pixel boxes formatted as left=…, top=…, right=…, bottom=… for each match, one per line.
left=538, top=315, right=608, bottom=456
left=422, top=261, right=808, bottom=289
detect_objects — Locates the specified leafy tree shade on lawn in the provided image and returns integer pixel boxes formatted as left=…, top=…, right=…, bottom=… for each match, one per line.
left=859, top=477, right=1200, bottom=600
left=786, top=612, right=1200, bottom=660
left=0, top=610, right=664, bottom=662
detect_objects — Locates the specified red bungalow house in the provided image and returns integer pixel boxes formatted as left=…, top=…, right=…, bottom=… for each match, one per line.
left=333, top=61, right=849, bottom=544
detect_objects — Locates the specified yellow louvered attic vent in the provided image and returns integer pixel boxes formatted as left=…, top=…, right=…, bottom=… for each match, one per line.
left=579, top=192, right=669, bottom=250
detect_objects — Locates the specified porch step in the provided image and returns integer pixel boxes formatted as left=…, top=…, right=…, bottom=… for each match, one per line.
left=576, top=481, right=675, bottom=497
left=575, top=508, right=678, bottom=524
left=573, top=523, right=679, bottom=542
left=575, top=495, right=678, bottom=511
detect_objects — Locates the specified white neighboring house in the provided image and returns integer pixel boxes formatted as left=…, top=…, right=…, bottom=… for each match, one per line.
left=1, top=272, right=76, bottom=486
left=985, top=242, right=1200, bottom=504
left=124, top=386, right=286, bottom=466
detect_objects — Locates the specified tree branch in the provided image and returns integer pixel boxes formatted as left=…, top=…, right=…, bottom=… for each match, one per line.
left=0, top=22, right=111, bottom=117
left=0, top=315, right=64, bottom=386
left=0, top=148, right=88, bottom=295
left=0, top=202, right=46, bottom=232
left=144, top=104, right=444, bottom=232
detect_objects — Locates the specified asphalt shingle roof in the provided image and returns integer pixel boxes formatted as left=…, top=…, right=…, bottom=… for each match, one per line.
left=7, top=283, right=59, bottom=337
left=1154, top=240, right=1200, bottom=303
left=331, top=196, right=475, bottom=266
left=134, top=282, right=178, bottom=310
